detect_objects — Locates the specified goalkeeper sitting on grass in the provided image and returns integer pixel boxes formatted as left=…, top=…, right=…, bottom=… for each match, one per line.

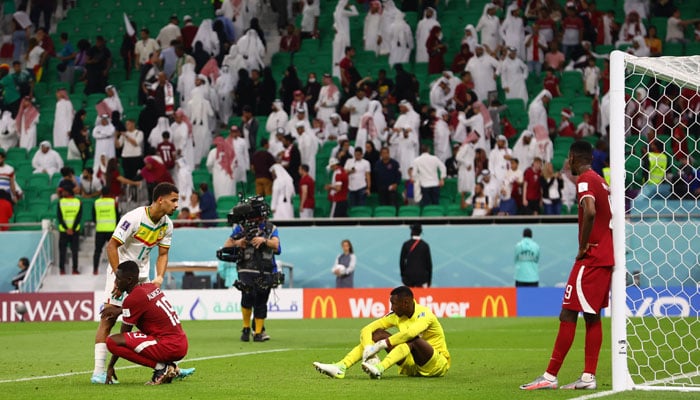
left=313, top=286, right=450, bottom=379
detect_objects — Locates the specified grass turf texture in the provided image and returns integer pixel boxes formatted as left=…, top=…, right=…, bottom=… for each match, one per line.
left=0, top=318, right=698, bottom=399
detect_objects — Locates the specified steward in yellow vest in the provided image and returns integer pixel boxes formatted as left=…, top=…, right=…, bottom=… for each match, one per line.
left=93, top=187, right=119, bottom=275
left=57, top=180, right=83, bottom=275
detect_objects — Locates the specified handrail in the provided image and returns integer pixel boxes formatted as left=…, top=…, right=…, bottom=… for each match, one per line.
left=17, top=220, right=55, bottom=293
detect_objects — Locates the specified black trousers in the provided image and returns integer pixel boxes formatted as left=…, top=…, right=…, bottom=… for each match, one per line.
left=59, top=232, right=80, bottom=273
left=378, top=187, right=398, bottom=207
left=93, top=231, right=111, bottom=273
left=239, top=272, right=272, bottom=319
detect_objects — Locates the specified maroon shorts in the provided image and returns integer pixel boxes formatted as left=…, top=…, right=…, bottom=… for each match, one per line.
left=562, top=260, right=613, bottom=314
left=124, top=332, right=188, bottom=363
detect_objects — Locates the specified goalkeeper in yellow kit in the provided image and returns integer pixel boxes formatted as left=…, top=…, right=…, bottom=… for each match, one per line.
left=313, top=286, right=450, bottom=379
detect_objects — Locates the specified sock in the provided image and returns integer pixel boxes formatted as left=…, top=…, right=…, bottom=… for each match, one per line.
left=339, top=344, right=364, bottom=368
left=254, top=318, right=264, bottom=334
left=93, top=343, right=108, bottom=375
left=581, top=372, right=595, bottom=382
left=379, top=343, right=410, bottom=370
left=155, top=362, right=165, bottom=370
left=543, top=372, right=557, bottom=381
left=584, top=320, right=603, bottom=376
left=546, top=321, right=577, bottom=377
left=241, top=307, right=252, bottom=329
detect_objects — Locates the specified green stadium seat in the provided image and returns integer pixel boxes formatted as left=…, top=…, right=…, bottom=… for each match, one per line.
left=373, top=205, right=396, bottom=217
left=216, top=195, right=239, bottom=213
left=421, top=205, right=445, bottom=217
left=398, top=205, right=420, bottom=217
left=314, top=195, right=330, bottom=217
left=5, top=147, right=27, bottom=162
left=11, top=211, right=40, bottom=230
left=445, top=203, right=468, bottom=216
left=348, top=206, right=372, bottom=218
left=663, top=42, right=684, bottom=57
left=78, top=197, right=96, bottom=226
left=26, top=173, right=51, bottom=188
left=192, top=170, right=213, bottom=188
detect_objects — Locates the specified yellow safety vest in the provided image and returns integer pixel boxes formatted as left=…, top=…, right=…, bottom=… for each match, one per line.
left=59, top=197, right=81, bottom=232
left=602, top=167, right=611, bottom=186
left=94, top=197, right=117, bottom=233
left=648, top=152, right=667, bottom=185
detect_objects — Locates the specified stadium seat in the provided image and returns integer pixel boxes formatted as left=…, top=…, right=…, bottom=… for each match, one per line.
left=5, top=147, right=27, bottom=162
left=398, top=205, right=420, bottom=217
left=26, top=173, right=51, bottom=188
left=421, top=205, right=445, bottom=217
left=216, top=195, right=239, bottom=213
left=373, top=205, right=396, bottom=217
left=348, top=206, right=372, bottom=218
left=445, top=204, right=468, bottom=217
left=314, top=195, right=330, bottom=217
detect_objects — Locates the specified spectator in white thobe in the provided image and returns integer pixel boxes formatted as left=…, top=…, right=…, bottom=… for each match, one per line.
left=465, top=45, right=500, bottom=103
left=500, top=47, right=529, bottom=104
left=476, top=3, right=501, bottom=55
left=415, top=7, right=440, bottom=63
left=332, top=0, right=359, bottom=78
left=388, top=12, right=414, bottom=66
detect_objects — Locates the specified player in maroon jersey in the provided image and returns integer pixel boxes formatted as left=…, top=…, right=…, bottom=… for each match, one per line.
left=105, top=261, right=194, bottom=385
left=521, top=140, right=614, bottom=391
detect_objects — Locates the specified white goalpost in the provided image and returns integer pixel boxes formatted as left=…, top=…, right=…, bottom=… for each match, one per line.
left=610, top=51, right=700, bottom=393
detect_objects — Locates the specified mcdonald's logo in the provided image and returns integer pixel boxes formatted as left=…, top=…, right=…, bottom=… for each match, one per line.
left=310, top=296, right=338, bottom=318
left=481, top=295, right=509, bottom=317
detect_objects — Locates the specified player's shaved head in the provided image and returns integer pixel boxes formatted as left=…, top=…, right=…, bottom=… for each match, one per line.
left=118, top=260, right=139, bottom=278
left=390, top=286, right=414, bottom=299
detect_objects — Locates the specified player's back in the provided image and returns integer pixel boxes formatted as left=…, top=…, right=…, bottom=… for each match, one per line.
left=576, top=169, right=614, bottom=266
left=122, top=283, right=185, bottom=338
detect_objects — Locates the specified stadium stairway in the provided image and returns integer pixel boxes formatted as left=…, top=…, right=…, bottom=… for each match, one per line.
left=38, top=234, right=105, bottom=292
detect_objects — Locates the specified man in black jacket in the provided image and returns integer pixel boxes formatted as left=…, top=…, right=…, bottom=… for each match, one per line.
left=399, top=224, right=433, bottom=288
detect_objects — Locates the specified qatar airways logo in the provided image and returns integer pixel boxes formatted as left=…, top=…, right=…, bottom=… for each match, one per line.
left=0, top=295, right=94, bottom=322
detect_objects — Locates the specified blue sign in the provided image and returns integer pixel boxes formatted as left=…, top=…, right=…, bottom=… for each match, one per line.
left=517, top=287, right=565, bottom=316
left=626, top=287, right=700, bottom=317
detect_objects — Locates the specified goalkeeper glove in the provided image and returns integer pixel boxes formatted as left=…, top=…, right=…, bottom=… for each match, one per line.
left=362, top=339, right=388, bottom=361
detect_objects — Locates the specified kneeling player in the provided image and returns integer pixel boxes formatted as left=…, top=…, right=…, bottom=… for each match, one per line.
left=313, top=286, right=450, bottom=379
left=105, top=261, right=194, bottom=385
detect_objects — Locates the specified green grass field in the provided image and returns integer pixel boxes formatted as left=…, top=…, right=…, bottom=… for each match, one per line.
left=0, top=318, right=698, bottom=399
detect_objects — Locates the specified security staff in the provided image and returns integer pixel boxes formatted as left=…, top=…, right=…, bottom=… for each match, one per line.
left=221, top=197, right=281, bottom=342
left=57, top=180, right=83, bottom=275
left=514, top=228, right=540, bottom=287
left=92, top=187, right=118, bottom=275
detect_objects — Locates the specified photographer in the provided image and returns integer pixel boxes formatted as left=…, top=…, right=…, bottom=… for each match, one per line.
left=219, top=197, right=282, bottom=342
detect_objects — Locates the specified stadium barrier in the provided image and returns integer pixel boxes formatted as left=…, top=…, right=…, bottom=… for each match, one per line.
left=2, top=287, right=697, bottom=322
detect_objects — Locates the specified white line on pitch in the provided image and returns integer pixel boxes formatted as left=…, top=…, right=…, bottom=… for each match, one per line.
left=0, top=348, right=291, bottom=384
left=568, top=390, right=619, bottom=400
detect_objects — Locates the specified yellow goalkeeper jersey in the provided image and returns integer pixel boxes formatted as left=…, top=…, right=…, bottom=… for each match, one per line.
left=360, top=301, right=450, bottom=364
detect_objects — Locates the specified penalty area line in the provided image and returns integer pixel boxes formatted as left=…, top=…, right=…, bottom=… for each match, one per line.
left=0, top=348, right=292, bottom=384
left=568, top=390, right=619, bottom=400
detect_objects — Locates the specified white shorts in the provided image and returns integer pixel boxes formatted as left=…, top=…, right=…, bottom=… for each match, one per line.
left=103, top=265, right=148, bottom=307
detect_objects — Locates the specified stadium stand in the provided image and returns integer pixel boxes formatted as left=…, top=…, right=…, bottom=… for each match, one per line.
left=2, top=0, right=699, bottom=228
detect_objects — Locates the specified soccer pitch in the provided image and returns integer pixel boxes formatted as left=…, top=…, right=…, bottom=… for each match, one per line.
left=0, top=318, right=696, bottom=399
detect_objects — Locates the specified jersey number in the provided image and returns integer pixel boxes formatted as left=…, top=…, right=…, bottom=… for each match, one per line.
left=156, top=298, right=181, bottom=326
left=564, top=285, right=573, bottom=300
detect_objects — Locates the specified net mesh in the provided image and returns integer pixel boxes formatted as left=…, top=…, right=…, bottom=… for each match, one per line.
left=623, top=55, right=700, bottom=389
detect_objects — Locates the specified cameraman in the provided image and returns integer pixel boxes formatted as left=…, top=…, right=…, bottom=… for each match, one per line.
left=221, top=201, right=281, bottom=342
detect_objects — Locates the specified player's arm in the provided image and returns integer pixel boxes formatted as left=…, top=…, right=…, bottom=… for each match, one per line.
left=106, top=237, right=123, bottom=273
left=105, top=323, right=133, bottom=384
left=360, top=315, right=395, bottom=346
left=386, top=316, right=431, bottom=347
left=576, top=196, right=596, bottom=260
left=153, top=245, right=169, bottom=288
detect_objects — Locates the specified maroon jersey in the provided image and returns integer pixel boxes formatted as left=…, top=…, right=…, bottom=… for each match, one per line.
left=329, top=168, right=348, bottom=202
left=122, top=283, right=185, bottom=338
left=576, top=169, right=614, bottom=267
left=156, top=142, right=176, bottom=169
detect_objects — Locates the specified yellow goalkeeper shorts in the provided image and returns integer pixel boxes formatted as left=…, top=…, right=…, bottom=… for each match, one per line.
left=398, top=351, right=450, bottom=377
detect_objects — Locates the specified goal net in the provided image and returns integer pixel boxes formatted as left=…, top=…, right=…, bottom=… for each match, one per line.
left=610, top=52, right=700, bottom=392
